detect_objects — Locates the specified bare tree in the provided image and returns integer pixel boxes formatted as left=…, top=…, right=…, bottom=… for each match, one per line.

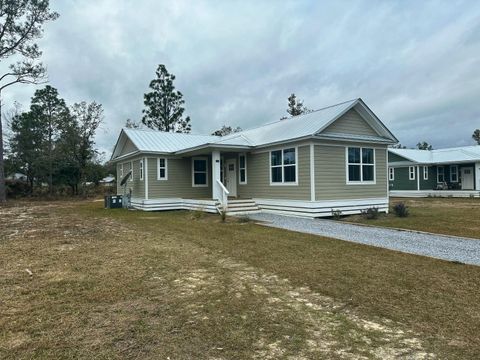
left=0, top=0, right=58, bottom=203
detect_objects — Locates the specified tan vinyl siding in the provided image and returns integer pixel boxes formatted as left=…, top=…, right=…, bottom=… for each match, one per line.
left=322, top=109, right=378, bottom=136
left=315, top=144, right=388, bottom=200
left=117, top=138, right=138, bottom=157
left=238, top=145, right=310, bottom=200
left=147, top=157, right=212, bottom=199
left=116, top=158, right=144, bottom=198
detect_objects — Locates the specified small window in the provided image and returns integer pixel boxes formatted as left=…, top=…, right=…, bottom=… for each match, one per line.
left=437, top=166, right=445, bottom=183
left=409, top=166, right=416, bottom=181
left=157, top=158, right=168, bottom=180
left=192, top=157, right=208, bottom=187
left=423, top=166, right=428, bottom=180
left=347, top=147, right=375, bottom=184
left=270, top=148, right=297, bottom=185
left=450, top=165, right=458, bottom=182
left=139, top=159, right=144, bottom=181
left=388, top=167, right=394, bottom=181
left=130, top=162, right=133, bottom=181
left=120, top=164, right=124, bottom=178
left=239, top=154, right=247, bottom=184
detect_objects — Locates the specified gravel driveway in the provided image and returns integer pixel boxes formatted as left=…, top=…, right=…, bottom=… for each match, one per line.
left=247, top=213, right=480, bottom=266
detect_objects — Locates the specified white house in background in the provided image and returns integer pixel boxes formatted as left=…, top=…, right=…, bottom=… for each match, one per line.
left=110, top=98, right=398, bottom=217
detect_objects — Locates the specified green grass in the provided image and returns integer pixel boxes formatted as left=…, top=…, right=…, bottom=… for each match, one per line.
left=1, top=200, right=480, bottom=358
left=344, top=197, right=480, bottom=238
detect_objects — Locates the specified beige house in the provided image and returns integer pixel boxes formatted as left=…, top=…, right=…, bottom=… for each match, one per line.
left=110, top=98, right=398, bottom=217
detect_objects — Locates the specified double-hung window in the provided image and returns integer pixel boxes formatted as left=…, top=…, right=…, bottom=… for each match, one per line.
left=239, top=154, right=247, bottom=184
left=437, top=166, right=445, bottom=183
left=157, top=158, right=168, bottom=180
left=139, top=159, right=144, bottom=181
left=409, top=166, right=415, bottom=181
left=270, top=148, right=297, bottom=185
left=120, top=164, right=124, bottom=178
left=450, top=165, right=458, bottom=182
left=192, top=157, right=208, bottom=187
left=388, top=167, right=394, bottom=181
left=347, top=147, right=375, bottom=184
left=423, top=166, right=428, bottom=180
left=130, top=161, right=133, bottom=181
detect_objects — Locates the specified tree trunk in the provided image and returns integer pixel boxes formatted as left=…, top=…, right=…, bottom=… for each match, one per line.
left=0, top=92, right=6, bottom=204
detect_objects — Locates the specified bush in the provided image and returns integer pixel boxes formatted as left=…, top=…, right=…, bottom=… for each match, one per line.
left=220, top=209, right=227, bottom=223
left=331, top=209, right=342, bottom=220
left=237, top=215, right=251, bottom=223
left=393, top=202, right=409, bottom=217
left=361, top=207, right=379, bottom=220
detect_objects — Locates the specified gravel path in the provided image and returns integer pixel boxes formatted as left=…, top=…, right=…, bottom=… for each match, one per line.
left=247, top=213, right=480, bottom=266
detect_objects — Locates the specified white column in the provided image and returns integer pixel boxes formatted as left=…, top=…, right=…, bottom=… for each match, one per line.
left=211, top=151, right=221, bottom=200
left=475, top=162, right=480, bottom=191
left=144, top=157, right=149, bottom=200
left=310, top=143, right=315, bottom=201
left=416, top=165, right=420, bottom=191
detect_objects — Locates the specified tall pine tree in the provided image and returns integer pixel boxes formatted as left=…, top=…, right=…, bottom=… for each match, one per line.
left=142, top=64, right=191, bottom=133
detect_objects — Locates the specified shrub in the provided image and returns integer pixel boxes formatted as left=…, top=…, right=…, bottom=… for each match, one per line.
left=220, top=209, right=227, bottom=223
left=393, top=202, right=409, bottom=217
left=361, top=207, right=379, bottom=220
left=237, top=215, right=251, bottom=223
left=331, top=209, right=342, bottom=220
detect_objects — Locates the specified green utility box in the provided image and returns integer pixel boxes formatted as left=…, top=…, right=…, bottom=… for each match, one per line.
left=104, top=195, right=123, bottom=209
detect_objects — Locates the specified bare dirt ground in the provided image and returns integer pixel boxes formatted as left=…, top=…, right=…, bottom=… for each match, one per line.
left=0, top=201, right=443, bottom=358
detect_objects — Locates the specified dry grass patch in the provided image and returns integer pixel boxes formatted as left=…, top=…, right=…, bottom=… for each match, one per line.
left=344, top=197, right=480, bottom=239
left=1, top=201, right=479, bottom=358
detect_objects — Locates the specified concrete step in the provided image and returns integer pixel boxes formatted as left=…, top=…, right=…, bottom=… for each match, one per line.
left=226, top=206, right=260, bottom=212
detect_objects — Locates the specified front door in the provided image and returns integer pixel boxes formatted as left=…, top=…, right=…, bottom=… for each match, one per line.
left=461, top=167, right=474, bottom=190
left=225, top=159, right=237, bottom=197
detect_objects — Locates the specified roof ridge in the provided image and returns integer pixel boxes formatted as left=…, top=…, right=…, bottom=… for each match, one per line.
left=123, top=127, right=219, bottom=137
left=225, top=98, right=359, bottom=136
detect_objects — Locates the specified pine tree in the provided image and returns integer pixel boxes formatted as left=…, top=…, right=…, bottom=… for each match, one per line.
left=472, top=129, right=480, bottom=145
left=142, top=64, right=192, bottom=133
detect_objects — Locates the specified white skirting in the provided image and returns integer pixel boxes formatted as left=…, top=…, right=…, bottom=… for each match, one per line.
left=390, top=190, right=480, bottom=198
left=130, top=198, right=219, bottom=213
left=253, top=197, right=389, bottom=218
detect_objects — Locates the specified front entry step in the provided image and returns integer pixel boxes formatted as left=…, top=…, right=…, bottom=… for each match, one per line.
left=225, top=199, right=260, bottom=215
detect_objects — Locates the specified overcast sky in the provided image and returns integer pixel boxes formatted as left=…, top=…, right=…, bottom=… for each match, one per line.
left=2, top=0, right=480, bottom=158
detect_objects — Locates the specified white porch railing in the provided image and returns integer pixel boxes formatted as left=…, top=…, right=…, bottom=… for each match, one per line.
left=216, top=179, right=230, bottom=212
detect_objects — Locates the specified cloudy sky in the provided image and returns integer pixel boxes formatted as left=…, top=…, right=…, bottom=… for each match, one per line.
left=2, top=0, right=480, bottom=157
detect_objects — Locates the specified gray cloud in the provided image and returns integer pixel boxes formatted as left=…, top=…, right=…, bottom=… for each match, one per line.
left=2, top=0, right=480, bottom=158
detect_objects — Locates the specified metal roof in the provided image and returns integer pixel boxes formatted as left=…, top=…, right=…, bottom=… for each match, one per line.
left=389, top=146, right=480, bottom=164
left=111, top=98, right=397, bottom=160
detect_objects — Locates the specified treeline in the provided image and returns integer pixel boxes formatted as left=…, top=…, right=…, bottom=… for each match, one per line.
left=4, top=85, right=109, bottom=196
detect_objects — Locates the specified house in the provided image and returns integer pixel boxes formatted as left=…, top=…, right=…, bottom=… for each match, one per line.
left=388, top=147, right=480, bottom=197
left=110, top=98, right=398, bottom=217
left=100, top=175, right=116, bottom=187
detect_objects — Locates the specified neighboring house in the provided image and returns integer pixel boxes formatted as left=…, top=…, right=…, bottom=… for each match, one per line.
left=110, top=98, right=398, bottom=217
left=6, top=173, right=28, bottom=182
left=388, top=147, right=480, bottom=197
left=100, top=175, right=116, bottom=187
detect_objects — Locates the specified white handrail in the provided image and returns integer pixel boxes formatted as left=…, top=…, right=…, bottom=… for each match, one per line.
left=216, top=179, right=229, bottom=212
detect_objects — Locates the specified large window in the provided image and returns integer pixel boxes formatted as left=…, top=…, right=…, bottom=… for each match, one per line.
left=437, top=166, right=445, bottom=183
left=192, top=157, right=208, bottom=187
left=423, top=166, right=428, bottom=180
left=347, top=147, right=375, bottom=184
left=139, top=159, right=144, bottom=181
left=239, top=154, right=247, bottom=184
left=388, top=167, right=394, bottom=181
left=270, top=147, right=297, bottom=185
left=450, top=165, right=458, bottom=182
left=409, top=166, right=415, bottom=181
left=157, top=158, right=168, bottom=180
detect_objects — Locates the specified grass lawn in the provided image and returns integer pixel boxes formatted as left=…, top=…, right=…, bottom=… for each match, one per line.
left=1, top=200, right=480, bottom=359
left=344, top=197, right=480, bottom=239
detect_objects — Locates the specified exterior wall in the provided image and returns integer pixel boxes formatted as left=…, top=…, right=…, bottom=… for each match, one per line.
left=146, top=156, right=212, bottom=199
left=237, top=144, right=311, bottom=200
left=121, top=138, right=137, bottom=155
left=388, top=152, right=412, bottom=163
left=389, top=166, right=418, bottom=191
left=315, top=143, right=388, bottom=200
left=322, top=109, right=378, bottom=136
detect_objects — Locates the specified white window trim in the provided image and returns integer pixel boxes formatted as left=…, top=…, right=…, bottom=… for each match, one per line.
left=269, top=146, right=299, bottom=186
left=129, top=161, right=133, bottom=181
left=157, top=157, right=168, bottom=181
left=437, top=166, right=445, bottom=183
left=239, top=153, right=247, bottom=185
left=192, top=157, right=208, bottom=187
left=139, top=159, right=144, bottom=181
left=120, top=164, right=124, bottom=178
left=450, top=165, right=458, bottom=183
left=345, top=147, right=376, bottom=185
left=388, top=167, right=394, bottom=181
left=423, top=166, right=428, bottom=180
left=408, top=166, right=416, bottom=181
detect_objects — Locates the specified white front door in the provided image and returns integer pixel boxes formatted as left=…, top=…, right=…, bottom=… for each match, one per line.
left=461, top=167, right=474, bottom=190
left=225, top=159, right=237, bottom=197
